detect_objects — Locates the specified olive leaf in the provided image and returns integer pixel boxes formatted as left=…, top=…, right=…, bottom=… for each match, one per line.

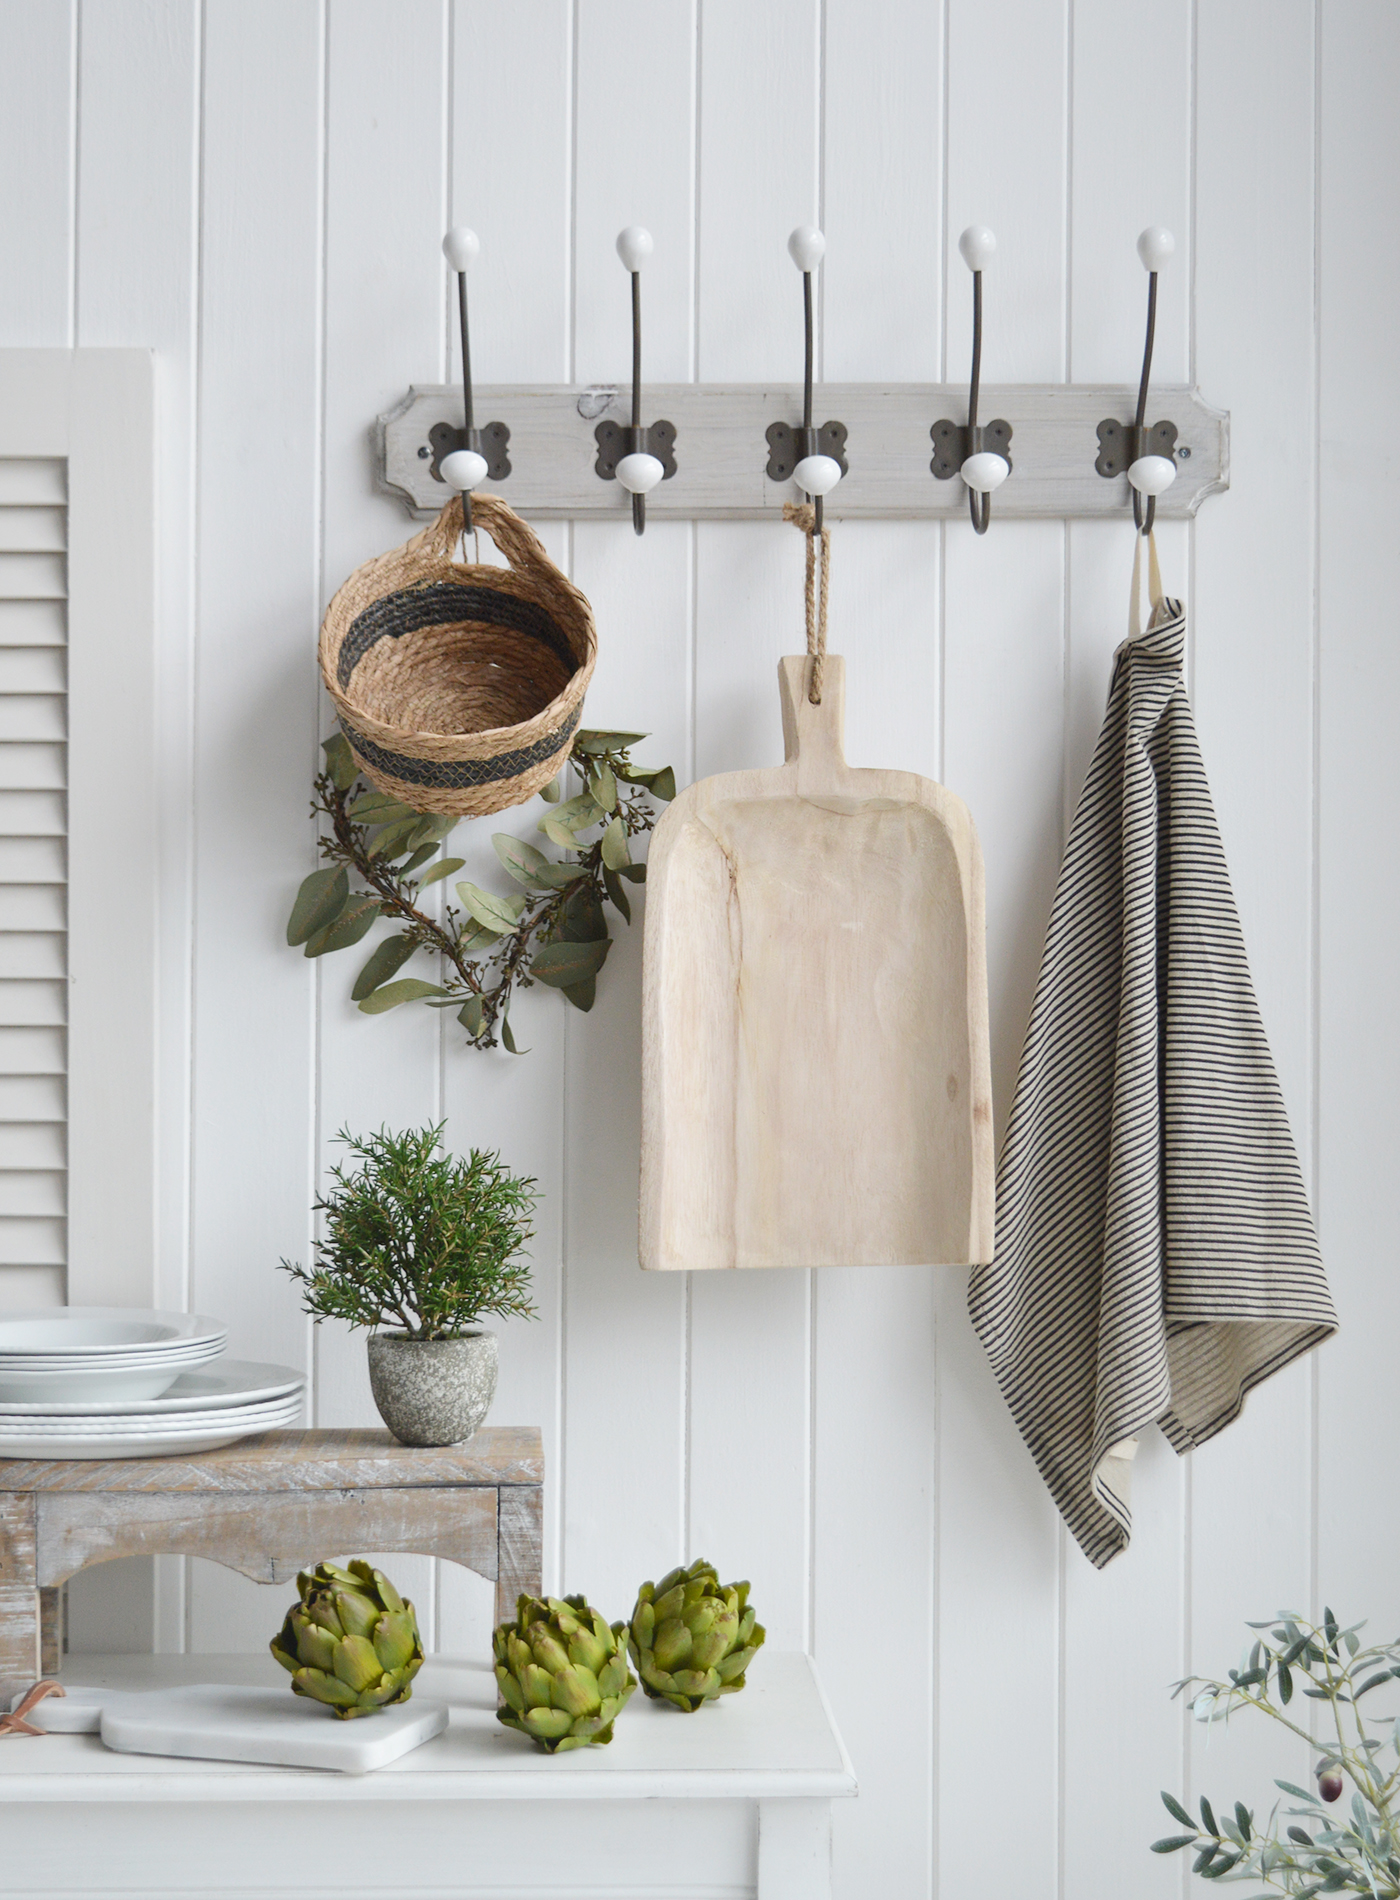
left=357, top=977, right=449, bottom=1014
left=601, top=815, right=631, bottom=870
left=305, top=894, right=379, bottom=957
left=530, top=938, right=612, bottom=988
left=455, top=881, right=525, bottom=935
left=322, top=732, right=358, bottom=790
left=351, top=933, right=418, bottom=1001
left=287, top=865, right=349, bottom=945
left=416, top=855, right=466, bottom=889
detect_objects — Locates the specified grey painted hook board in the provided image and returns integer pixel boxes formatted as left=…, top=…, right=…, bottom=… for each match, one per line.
left=378, top=382, right=1228, bottom=522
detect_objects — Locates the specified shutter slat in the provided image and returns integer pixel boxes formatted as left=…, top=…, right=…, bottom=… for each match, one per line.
left=0, top=1027, right=65, bottom=1074
left=0, top=744, right=65, bottom=790
left=0, top=1075, right=64, bottom=1121
left=0, top=602, right=66, bottom=647
left=0, top=1264, right=65, bottom=1304
left=0, top=1172, right=65, bottom=1216
left=0, top=553, right=65, bottom=599
left=0, top=1216, right=65, bottom=1264
left=0, top=887, right=65, bottom=930
left=0, top=461, right=66, bottom=506
left=0, top=650, right=65, bottom=693
left=0, top=791, right=64, bottom=837
left=0, top=981, right=65, bottom=1027
left=0, top=507, right=66, bottom=553
left=0, top=838, right=64, bottom=883
left=0, top=933, right=65, bottom=978
left=0, top=696, right=65, bottom=742
left=0, top=1124, right=63, bottom=1167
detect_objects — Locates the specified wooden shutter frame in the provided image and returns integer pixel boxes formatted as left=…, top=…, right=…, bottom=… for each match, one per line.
left=0, top=350, right=157, bottom=1308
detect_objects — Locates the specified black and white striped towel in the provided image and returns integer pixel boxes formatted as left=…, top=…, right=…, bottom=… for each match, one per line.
left=968, top=563, right=1337, bottom=1568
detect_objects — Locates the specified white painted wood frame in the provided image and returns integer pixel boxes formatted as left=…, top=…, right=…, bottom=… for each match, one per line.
left=0, top=351, right=157, bottom=1312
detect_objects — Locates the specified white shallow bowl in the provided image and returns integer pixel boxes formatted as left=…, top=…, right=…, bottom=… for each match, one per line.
left=0, top=1341, right=228, bottom=1404
left=0, top=1308, right=227, bottom=1354
left=0, top=1401, right=303, bottom=1438
left=0, top=1340, right=227, bottom=1369
left=0, top=1359, right=302, bottom=1418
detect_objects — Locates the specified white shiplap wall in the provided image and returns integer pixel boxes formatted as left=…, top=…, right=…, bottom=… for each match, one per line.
left=1, top=3, right=1397, bottom=1896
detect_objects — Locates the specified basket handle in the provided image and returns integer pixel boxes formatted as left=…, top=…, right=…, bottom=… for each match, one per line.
left=414, top=493, right=557, bottom=577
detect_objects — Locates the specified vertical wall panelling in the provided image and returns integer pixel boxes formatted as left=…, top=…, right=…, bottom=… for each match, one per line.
left=1059, top=8, right=1193, bottom=1894
left=1187, top=0, right=1318, bottom=1823
left=689, top=0, right=821, bottom=1655
left=936, top=1, right=1070, bottom=1893
left=0, top=0, right=74, bottom=345
left=562, top=0, right=696, bottom=1615
left=443, top=0, right=574, bottom=1612
left=816, top=6, right=943, bottom=1895
left=314, top=0, right=451, bottom=1652
left=187, top=0, right=327, bottom=1652
left=1318, top=2, right=1400, bottom=1633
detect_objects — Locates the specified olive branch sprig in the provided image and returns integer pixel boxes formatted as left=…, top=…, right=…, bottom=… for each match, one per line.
left=1151, top=1611, right=1400, bottom=1896
left=287, top=728, right=674, bottom=1052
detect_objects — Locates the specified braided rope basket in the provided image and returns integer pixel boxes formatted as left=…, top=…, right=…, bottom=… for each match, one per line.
left=318, top=493, right=597, bottom=817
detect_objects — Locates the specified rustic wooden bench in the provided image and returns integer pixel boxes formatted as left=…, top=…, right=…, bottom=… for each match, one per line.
left=0, top=1426, right=543, bottom=1677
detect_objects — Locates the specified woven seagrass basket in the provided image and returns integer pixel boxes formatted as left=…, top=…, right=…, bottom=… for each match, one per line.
left=318, top=493, right=597, bottom=817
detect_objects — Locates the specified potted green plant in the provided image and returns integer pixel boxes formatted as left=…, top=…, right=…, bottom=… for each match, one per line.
left=281, top=1124, right=538, bottom=1447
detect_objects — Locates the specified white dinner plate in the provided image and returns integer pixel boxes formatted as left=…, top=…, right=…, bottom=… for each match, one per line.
left=0, top=1396, right=304, bottom=1436
left=0, top=1308, right=227, bottom=1354
left=0, top=1410, right=304, bottom=1460
left=0, top=1359, right=303, bottom=1417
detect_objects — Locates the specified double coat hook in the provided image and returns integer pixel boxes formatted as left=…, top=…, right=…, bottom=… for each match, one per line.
left=1095, top=227, right=1179, bottom=533
left=932, top=227, right=1012, bottom=534
left=765, top=228, right=848, bottom=534
left=593, top=228, right=677, bottom=534
left=433, top=227, right=511, bottom=535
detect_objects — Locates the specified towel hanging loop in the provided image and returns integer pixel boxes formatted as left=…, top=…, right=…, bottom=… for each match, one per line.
left=931, top=226, right=1012, bottom=535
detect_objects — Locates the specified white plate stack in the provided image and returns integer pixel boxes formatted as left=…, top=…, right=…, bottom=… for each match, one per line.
left=0, top=1309, right=305, bottom=1458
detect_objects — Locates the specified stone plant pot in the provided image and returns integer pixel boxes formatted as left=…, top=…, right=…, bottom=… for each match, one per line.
left=366, top=1331, right=498, bottom=1448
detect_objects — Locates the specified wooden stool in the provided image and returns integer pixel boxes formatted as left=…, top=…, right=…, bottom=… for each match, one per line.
left=0, top=1426, right=543, bottom=1676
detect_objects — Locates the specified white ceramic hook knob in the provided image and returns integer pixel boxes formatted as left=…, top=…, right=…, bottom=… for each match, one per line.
left=1127, top=453, right=1176, bottom=497
left=793, top=452, right=843, bottom=497
left=1137, top=226, right=1174, bottom=273
left=787, top=226, right=826, bottom=273
left=442, top=227, right=480, bottom=273
left=958, top=225, right=997, bottom=272
left=962, top=451, right=1010, bottom=493
left=616, top=226, right=653, bottom=272
left=440, top=447, right=488, bottom=492
left=616, top=451, right=664, bottom=495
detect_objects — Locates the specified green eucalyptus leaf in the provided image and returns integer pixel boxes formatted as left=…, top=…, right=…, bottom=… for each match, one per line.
left=357, top=977, right=449, bottom=1014
left=601, top=815, right=631, bottom=871
left=348, top=792, right=416, bottom=822
left=351, top=934, right=418, bottom=1001
left=304, top=894, right=379, bottom=957
left=531, top=863, right=589, bottom=890
left=561, top=974, right=596, bottom=1012
left=530, top=938, right=611, bottom=988
left=538, top=775, right=562, bottom=803
left=322, top=732, right=358, bottom=790
left=589, top=764, right=617, bottom=812
left=501, top=1014, right=528, bottom=1055
left=287, top=866, right=349, bottom=945
left=616, top=861, right=646, bottom=883
left=458, top=919, right=501, bottom=953
left=603, top=867, right=631, bottom=924
left=561, top=883, right=608, bottom=944
left=552, top=792, right=603, bottom=831
left=647, top=765, right=676, bottom=802
left=417, top=856, right=466, bottom=889
left=369, top=816, right=424, bottom=860
left=458, top=995, right=486, bottom=1039
left=573, top=729, right=647, bottom=754
left=455, top=881, right=525, bottom=935
left=539, top=817, right=582, bottom=851
left=400, top=843, right=440, bottom=877
left=493, top=834, right=555, bottom=886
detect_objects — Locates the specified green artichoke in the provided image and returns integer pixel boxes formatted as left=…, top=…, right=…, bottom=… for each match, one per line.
left=627, top=1560, right=765, bottom=1711
left=493, top=1594, right=636, bottom=1751
left=270, top=1559, right=423, bottom=1719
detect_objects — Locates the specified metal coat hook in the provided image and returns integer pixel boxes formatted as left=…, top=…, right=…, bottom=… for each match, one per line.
left=1095, top=227, right=1179, bottom=533
left=765, top=227, right=847, bottom=535
left=432, top=227, right=511, bottom=536
left=932, top=227, right=1012, bottom=534
left=593, top=228, right=677, bottom=534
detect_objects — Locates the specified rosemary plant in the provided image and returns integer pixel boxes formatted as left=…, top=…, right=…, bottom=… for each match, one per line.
left=280, top=1124, right=538, bottom=1340
left=1152, top=1610, right=1400, bottom=1895
left=286, top=729, right=674, bottom=1053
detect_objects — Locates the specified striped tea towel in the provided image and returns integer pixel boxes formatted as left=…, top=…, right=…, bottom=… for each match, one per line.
left=968, top=541, right=1337, bottom=1568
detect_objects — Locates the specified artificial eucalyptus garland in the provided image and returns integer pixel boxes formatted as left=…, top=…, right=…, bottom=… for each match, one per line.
left=287, top=729, right=675, bottom=1052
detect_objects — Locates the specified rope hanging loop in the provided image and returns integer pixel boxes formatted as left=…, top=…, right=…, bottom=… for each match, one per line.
left=783, top=502, right=831, bottom=705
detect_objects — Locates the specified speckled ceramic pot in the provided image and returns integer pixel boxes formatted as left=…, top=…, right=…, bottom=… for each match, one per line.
left=366, top=1331, right=498, bottom=1448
